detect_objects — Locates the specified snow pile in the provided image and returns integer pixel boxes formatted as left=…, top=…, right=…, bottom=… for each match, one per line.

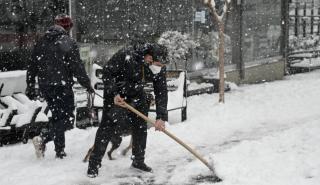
left=0, top=94, right=47, bottom=127
left=188, top=82, right=213, bottom=91
left=0, top=109, right=11, bottom=127
left=0, top=70, right=27, bottom=96
left=291, top=57, right=320, bottom=68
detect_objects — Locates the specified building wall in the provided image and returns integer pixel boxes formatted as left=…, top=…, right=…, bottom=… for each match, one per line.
left=0, top=0, right=286, bottom=84
left=75, top=0, right=193, bottom=43
left=225, top=58, right=285, bottom=84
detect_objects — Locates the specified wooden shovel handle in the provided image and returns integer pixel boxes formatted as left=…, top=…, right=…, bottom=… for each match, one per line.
left=124, top=102, right=215, bottom=172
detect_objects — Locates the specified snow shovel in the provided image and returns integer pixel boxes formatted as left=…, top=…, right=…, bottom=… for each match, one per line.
left=83, top=93, right=221, bottom=181
left=123, top=102, right=221, bottom=180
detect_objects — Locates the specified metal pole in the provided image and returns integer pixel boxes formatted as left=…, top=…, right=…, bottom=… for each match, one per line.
left=295, top=2, right=298, bottom=36
left=303, top=19, right=306, bottom=37
left=318, top=7, right=320, bottom=35
left=68, top=0, right=73, bottom=38
left=68, top=0, right=72, bottom=17
left=311, top=0, right=314, bottom=35
left=282, top=0, right=290, bottom=75
left=239, top=0, right=244, bottom=79
left=191, top=0, right=196, bottom=72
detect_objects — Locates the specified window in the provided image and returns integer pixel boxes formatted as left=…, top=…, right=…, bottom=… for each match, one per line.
left=242, top=0, right=282, bottom=64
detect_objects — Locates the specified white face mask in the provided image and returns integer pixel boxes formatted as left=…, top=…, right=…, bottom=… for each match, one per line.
left=149, top=65, right=162, bottom=74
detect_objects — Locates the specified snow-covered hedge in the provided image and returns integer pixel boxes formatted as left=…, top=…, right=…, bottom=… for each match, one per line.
left=158, top=31, right=198, bottom=69
left=289, top=35, right=320, bottom=52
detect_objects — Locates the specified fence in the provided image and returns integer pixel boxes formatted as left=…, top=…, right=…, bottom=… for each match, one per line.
left=289, top=1, right=320, bottom=37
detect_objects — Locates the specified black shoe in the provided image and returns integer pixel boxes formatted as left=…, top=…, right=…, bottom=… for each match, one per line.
left=65, top=123, right=74, bottom=131
left=131, top=161, right=153, bottom=172
left=87, top=162, right=99, bottom=178
left=55, top=151, right=67, bottom=159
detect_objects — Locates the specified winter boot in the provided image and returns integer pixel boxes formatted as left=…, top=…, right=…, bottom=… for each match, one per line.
left=87, top=160, right=100, bottom=178
left=131, top=161, right=153, bottom=173
left=55, top=150, right=67, bottom=159
left=32, top=136, right=46, bottom=159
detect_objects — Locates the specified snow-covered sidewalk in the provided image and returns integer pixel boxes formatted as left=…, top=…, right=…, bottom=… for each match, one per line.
left=1, top=70, right=320, bottom=185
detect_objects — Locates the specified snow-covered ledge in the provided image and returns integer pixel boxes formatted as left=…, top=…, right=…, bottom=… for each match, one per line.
left=0, top=70, right=27, bottom=96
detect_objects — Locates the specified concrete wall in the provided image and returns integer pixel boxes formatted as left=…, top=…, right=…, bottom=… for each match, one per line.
left=226, top=59, right=285, bottom=84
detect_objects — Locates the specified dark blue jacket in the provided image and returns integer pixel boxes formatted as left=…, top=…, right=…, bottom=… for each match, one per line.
left=102, top=45, right=168, bottom=121
left=27, top=25, right=91, bottom=90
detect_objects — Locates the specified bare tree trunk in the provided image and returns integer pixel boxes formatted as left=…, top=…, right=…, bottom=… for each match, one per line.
left=218, top=21, right=225, bottom=103
left=201, top=0, right=229, bottom=103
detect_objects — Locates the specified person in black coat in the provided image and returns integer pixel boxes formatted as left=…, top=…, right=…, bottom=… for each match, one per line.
left=87, top=42, right=169, bottom=177
left=26, top=14, right=94, bottom=159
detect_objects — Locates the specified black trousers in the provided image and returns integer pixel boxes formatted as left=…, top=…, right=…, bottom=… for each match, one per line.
left=40, top=85, right=75, bottom=153
left=89, top=94, right=149, bottom=166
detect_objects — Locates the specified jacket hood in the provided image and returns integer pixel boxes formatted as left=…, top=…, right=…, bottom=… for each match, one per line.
left=44, top=25, right=67, bottom=40
left=131, top=40, right=146, bottom=56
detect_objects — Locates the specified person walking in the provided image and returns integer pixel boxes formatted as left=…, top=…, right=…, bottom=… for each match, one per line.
left=87, top=42, right=169, bottom=177
left=26, top=13, right=94, bottom=159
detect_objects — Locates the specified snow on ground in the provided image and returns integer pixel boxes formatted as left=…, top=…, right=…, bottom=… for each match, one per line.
left=188, top=82, right=213, bottom=91
left=1, top=70, right=320, bottom=185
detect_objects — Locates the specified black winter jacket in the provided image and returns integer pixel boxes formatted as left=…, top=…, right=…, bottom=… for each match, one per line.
left=103, top=45, right=168, bottom=121
left=27, top=25, right=91, bottom=90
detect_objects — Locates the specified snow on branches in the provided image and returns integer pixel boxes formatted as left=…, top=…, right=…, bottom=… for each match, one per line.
left=158, top=31, right=198, bottom=65
left=202, top=0, right=230, bottom=22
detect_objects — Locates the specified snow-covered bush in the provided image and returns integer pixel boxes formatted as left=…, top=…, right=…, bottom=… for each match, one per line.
left=289, top=35, right=320, bottom=52
left=158, top=31, right=198, bottom=69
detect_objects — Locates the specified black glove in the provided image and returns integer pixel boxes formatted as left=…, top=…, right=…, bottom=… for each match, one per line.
left=87, top=86, right=95, bottom=94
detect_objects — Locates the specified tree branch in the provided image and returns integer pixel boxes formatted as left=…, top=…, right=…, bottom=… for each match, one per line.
left=202, top=0, right=230, bottom=23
